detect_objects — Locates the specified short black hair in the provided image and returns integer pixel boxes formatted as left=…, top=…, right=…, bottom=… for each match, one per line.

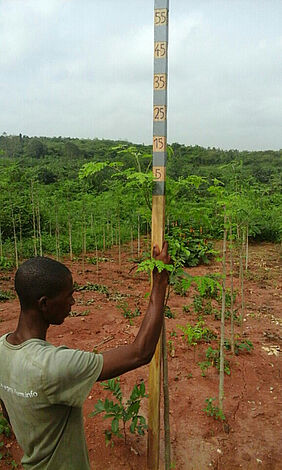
left=15, top=257, right=72, bottom=309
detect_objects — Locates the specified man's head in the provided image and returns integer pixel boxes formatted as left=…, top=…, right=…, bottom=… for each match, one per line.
left=15, top=257, right=75, bottom=324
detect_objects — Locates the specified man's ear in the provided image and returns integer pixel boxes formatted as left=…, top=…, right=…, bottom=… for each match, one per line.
left=38, top=296, right=48, bottom=312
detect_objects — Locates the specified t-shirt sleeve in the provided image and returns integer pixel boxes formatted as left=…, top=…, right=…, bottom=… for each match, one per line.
left=43, top=346, right=103, bottom=407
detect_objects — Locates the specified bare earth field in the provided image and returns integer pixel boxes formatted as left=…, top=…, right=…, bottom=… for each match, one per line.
left=0, top=241, right=281, bottom=470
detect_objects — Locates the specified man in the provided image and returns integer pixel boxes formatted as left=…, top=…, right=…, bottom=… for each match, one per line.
left=0, top=242, right=170, bottom=469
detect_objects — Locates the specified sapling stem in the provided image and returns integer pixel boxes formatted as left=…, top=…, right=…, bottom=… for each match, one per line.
left=137, top=215, right=140, bottom=257
left=37, top=202, right=43, bottom=256
left=0, top=223, right=3, bottom=258
left=31, top=180, right=37, bottom=256
left=245, top=223, right=249, bottom=271
left=18, top=214, right=23, bottom=260
left=229, top=221, right=235, bottom=355
left=219, top=206, right=227, bottom=411
left=11, top=208, right=19, bottom=269
left=68, top=218, right=73, bottom=261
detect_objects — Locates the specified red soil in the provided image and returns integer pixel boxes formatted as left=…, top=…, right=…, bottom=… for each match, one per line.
left=0, top=241, right=281, bottom=470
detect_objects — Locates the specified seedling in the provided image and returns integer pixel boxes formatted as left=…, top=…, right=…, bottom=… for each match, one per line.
left=74, top=282, right=109, bottom=296
left=69, top=309, right=90, bottom=317
left=0, top=413, right=10, bottom=437
left=224, top=338, right=254, bottom=355
left=87, top=256, right=112, bottom=264
left=117, top=301, right=141, bottom=324
left=182, top=305, right=190, bottom=314
left=0, top=412, right=11, bottom=462
left=0, top=257, right=14, bottom=271
left=178, top=321, right=217, bottom=347
left=203, top=398, right=225, bottom=421
left=198, top=346, right=231, bottom=376
left=136, top=258, right=174, bottom=276
left=167, top=340, right=175, bottom=357
left=91, top=378, right=148, bottom=446
left=164, top=305, right=175, bottom=319
left=0, top=290, right=15, bottom=302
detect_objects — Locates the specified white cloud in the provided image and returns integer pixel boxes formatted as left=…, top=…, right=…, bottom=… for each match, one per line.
left=0, top=0, right=281, bottom=149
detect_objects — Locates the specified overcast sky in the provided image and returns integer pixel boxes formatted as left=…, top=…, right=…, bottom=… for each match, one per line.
left=0, top=0, right=281, bottom=150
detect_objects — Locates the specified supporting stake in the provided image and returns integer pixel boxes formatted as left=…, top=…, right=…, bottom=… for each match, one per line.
left=148, top=2, right=169, bottom=468
left=162, top=321, right=171, bottom=469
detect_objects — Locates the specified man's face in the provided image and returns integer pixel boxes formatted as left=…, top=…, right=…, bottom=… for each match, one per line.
left=42, top=275, right=75, bottom=325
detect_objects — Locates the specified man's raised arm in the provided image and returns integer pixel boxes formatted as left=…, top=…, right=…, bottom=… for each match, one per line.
left=98, top=242, right=170, bottom=381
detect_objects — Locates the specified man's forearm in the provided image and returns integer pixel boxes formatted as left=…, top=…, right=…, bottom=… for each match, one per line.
left=133, top=271, right=168, bottom=363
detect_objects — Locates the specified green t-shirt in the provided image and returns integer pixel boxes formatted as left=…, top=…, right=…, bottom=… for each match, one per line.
left=0, top=333, right=103, bottom=470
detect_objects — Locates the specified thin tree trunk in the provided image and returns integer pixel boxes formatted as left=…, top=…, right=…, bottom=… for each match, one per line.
left=31, top=180, right=37, bottom=256
left=0, top=223, right=3, bottom=258
left=229, top=221, right=235, bottom=354
left=118, top=215, right=121, bottom=267
left=245, top=224, right=249, bottom=271
left=137, top=215, right=140, bottom=257
left=95, top=239, right=99, bottom=279
left=37, top=202, right=43, bottom=256
left=19, top=214, right=23, bottom=260
left=162, top=323, right=171, bottom=470
left=55, top=212, right=60, bottom=261
left=111, top=216, right=114, bottom=247
left=219, top=206, right=227, bottom=411
left=130, top=226, right=134, bottom=258
left=11, top=209, right=19, bottom=269
left=68, top=218, right=73, bottom=261
left=82, top=218, right=86, bottom=276
left=103, top=225, right=106, bottom=252
left=237, top=225, right=245, bottom=336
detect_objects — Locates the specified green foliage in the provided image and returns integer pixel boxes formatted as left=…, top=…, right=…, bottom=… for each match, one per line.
left=164, top=305, right=175, bottom=319
left=0, top=290, right=15, bottom=302
left=0, top=135, right=281, bottom=271
left=181, top=274, right=221, bottom=299
left=136, top=258, right=174, bottom=275
left=91, top=378, right=148, bottom=446
left=177, top=321, right=217, bottom=347
left=87, top=256, right=112, bottom=264
left=0, top=413, right=10, bottom=438
left=224, top=339, right=254, bottom=355
left=198, top=346, right=231, bottom=376
left=203, top=398, right=225, bottom=421
left=69, top=310, right=90, bottom=317
left=74, top=282, right=109, bottom=296
left=166, top=226, right=216, bottom=268
left=117, top=301, right=141, bottom=323
left=0, top=412, right=11, bottom=462
left=0, top=257, right=14, bottom=271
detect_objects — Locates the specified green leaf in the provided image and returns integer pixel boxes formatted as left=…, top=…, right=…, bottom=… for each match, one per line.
left=111, top=418, right=119, bottom=434
left=130, top=416, right=138, bottom=433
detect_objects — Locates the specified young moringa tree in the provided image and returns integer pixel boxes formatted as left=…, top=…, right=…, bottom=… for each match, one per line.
left=229, top=220, right=235, bottom=354
left=68, top=216, right=73, bottom=261
left=219, top=206, right=227, bottom=411
left=0, top=222, right=3, bottom=258
left=30, top=180, right=37, bottom=256
left=11, top=208, right=19, bottom=269
left=37, top=202, right=43, bottom=257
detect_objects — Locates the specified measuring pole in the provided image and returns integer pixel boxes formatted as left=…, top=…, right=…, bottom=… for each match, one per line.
left=147, top=1, right=169, bottom=469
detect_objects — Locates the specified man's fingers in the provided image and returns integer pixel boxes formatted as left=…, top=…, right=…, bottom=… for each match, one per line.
left=153, top=244, right=160, bottom=258
left=153, top=241, right=170, bottom=263
left=161, top=241, right=169, bottom=255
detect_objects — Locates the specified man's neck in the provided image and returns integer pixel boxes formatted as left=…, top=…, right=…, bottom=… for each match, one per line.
left=7, top=310, right=48, bottom=345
